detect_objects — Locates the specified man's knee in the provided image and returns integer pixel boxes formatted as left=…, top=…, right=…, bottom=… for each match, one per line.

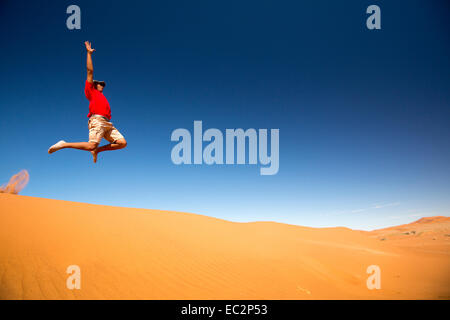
left=116, top=139, right=127, bottom=149
left=87, top=142, right=99, bottom=151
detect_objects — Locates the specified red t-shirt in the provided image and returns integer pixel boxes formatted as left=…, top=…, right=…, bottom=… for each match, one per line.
left=84, top=81, right=111, bottom=120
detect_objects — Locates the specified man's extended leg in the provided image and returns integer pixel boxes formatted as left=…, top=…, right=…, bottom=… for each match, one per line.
left=48, top=141, right=99, bottom=154
left=91, top=138, right=127, bottom=163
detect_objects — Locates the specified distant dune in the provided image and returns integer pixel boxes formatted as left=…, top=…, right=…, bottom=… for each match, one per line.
left=0, top=194, right=449, bottom=299
left=369, top=216, right=450, bottom=254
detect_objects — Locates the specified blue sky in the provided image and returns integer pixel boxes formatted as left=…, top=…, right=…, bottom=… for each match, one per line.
left=1, top=0, right=449, bottom=230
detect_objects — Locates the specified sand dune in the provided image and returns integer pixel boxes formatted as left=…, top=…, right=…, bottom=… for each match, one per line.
left=369, top=216, right=450, bottom=254
left=0, top=194, right=449, bottom=299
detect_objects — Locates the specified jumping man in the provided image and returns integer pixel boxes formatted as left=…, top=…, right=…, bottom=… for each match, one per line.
left=48, top=41, right=127, bottom=163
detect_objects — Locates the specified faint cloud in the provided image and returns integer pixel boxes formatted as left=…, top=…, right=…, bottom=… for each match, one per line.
left=323, top=201, right=402, bottom=217
left=351, top=202, right=400, bottom=214
left=372, top=202, right=400, bottom=209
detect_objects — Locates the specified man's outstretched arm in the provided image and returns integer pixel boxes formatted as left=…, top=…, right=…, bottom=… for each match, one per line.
left=85, top=41, right=95, bottom=84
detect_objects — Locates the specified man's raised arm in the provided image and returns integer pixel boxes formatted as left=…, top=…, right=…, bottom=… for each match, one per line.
left=84, top=41, right=95, bottom=84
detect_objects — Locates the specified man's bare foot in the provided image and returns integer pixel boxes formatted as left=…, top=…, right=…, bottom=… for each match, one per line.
left=48, top=140, right=66, bottom=154
left=91, top=150, right=98, bottom=163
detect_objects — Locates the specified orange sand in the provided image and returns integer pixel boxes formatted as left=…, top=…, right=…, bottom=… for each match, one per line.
left=0, top=193, right=449, bottom=299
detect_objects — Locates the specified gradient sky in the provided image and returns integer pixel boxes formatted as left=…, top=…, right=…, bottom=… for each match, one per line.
left=1, top=0, right=449, bottom=230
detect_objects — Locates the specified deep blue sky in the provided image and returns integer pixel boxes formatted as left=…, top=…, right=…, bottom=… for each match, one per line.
left=1, top=0, right=449, bottom=230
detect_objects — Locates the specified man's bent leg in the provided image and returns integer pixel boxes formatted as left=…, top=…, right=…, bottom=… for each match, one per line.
left=48, top=140, right=99, bottom=154
left=59, top=141, right=99, bottom=151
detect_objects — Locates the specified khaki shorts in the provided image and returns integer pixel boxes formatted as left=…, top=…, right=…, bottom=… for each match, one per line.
left=88, top=117, right=125, bottom=144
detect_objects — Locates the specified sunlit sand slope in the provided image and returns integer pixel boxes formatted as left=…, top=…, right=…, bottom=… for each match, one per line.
left=0, top=194, right=448, bottom=299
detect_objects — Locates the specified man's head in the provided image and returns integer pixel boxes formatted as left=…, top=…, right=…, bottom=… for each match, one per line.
left=93, top=80, right=106, bottom=92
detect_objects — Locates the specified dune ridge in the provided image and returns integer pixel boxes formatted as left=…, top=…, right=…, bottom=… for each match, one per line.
left=369, top=216, right=450, bottom=254
left=0, top=194, right=449, bottom=299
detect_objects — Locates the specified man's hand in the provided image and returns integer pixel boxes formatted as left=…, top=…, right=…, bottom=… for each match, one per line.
left=85, top=41, right=95, bottom=54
